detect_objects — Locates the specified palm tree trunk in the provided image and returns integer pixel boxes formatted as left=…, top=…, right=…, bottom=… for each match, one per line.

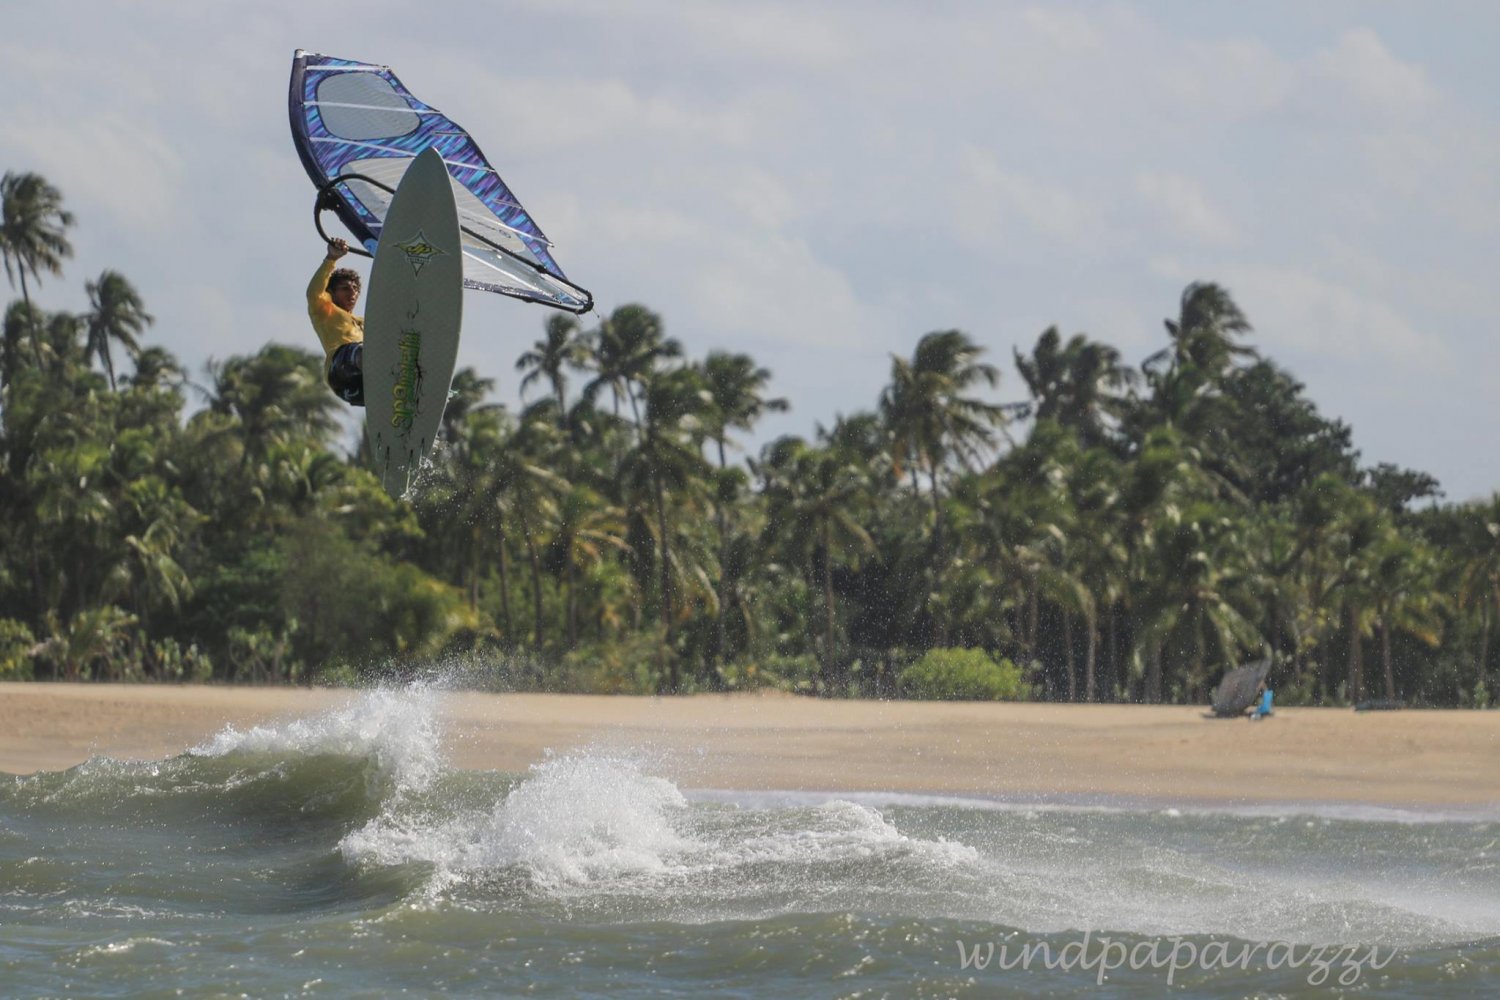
left=927, top=461, right=943, bottom=546
left=102, top=347, right=117, bottom=392
left=1026, top=576, right=1039, bottom=661
left=1192, top=615, right=1207, bottom=704
left=567, top=554, right=579, bottom=650
left=468, top=524, right=481, bottom=611
left=628, top=385, right=645, bottom=442
left=1313, top=633, right=1326, bottom=704
left=1109, top=606, right=1120, bottom=702
left=1479, top=605, right=1491, bottom=699
left=1286, top=603, right=1303, bottom=690
left=1381, top=610, right=1396, bottom=701
left=1347, top=603, right=1364, bottom=704
left=822, top=520, right=836, bottom=687
left=654, top=474, right=676, bottom=690
left=1146, top=637, right=1162, bottom=704
left=1, top=315, right=20, bottom=391
left=1062, top=610, right=1076, bottom=702
left=714, top=439, right=729, bottom=668
left=1085, top=611, right=1098, bottom=702
left=18, top=270, right=43, bottom=366
left=514, top=513, right=543, bottom=650
left=496, top=527, right=514, bottom=642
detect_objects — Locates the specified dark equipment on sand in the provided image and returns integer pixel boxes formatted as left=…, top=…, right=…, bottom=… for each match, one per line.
left=1209, top=659, right=1271, bottom=717
left=1354, top=699, right=1407, bottom=712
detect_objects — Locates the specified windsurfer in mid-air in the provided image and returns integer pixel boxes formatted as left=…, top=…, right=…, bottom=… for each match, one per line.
left=307, top=237, right=365, bottom=406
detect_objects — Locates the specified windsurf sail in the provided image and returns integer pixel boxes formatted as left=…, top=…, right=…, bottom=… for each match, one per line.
left=288, top=50, right=592, bottom=314
left=1209, top=659, right=1271, bottom=717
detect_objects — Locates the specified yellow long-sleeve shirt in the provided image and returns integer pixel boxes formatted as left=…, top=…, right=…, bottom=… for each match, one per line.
left=306, top=256, right=364, bottom=369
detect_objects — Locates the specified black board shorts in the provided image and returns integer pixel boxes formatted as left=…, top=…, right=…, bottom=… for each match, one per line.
left=328, top=342, right=365, bottom=407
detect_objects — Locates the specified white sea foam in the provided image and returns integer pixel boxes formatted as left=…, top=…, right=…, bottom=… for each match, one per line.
left=708, top=799, right=980, bottom=871
left=687, top=788, right=1500, bottom=826
left=221, top=693, right=1497, bottom=945
left=680, top=791, right=1500, bottom=945
left=190, top=684, right=448, bottom=795
left=340, top=748, right=983, bottom=901
left=73, top=937, right=177, bottom=960
left=341, top=749, right=694, bottom=888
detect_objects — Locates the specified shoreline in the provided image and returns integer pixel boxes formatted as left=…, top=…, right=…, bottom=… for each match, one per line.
left=3, top=683, right=1498, bottom=810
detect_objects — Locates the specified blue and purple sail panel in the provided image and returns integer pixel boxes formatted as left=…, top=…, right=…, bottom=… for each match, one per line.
left=289, top=50, right=592, bottom=314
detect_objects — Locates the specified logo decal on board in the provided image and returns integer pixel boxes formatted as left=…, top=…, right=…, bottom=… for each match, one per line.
left=392, top=329, right=423, bottom=430
left=395, top=230, right=447, bottom=277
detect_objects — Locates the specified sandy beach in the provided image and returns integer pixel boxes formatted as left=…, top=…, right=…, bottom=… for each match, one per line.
left=2, top=682, right=1497, bottom=809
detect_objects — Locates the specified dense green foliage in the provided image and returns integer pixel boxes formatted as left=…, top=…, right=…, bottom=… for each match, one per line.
left=899, top=648, right=1029, bottom=701
left=2, top=171, right=1497, bottom=705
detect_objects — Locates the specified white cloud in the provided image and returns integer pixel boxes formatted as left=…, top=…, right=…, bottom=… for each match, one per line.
left=1134, top=172, right=1238, bottom=244
left=1019, top=6, right=1108, bottom=54
left=676, top=3, right=854, bottom=66
left=6, top=110, right=183, bottom=234
left=588, top=201, right=869, bottom=350
left=1156, top=36, right=1297, bottom=120
left=951, top=146, right=1095, bottom=246
left=1309, top=27, right=1436, bottom=119
left=502, top=0, right=852, bottom=66
left=722, top=167, right=799, bottom=231
left=1229, top=267, right=1441, bottom=367
left=3, top=1, right=1499, bottom=498
left=688, top=229, right=869, bottom=349
left=441, top=73, right=764, bottom=155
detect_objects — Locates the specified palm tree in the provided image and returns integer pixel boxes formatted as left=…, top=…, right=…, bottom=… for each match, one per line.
left=1, top=299, right=43, bottom=394
left=439, top=367, right=496, bottom=445
left=977, top=420, right=1081, bottom=693
left=1318, top=482, right=1386, bottom=704
left=708, top=509, right=781, bottom=669
left=582, top=304, right=681, bottom=430
left=1066, top=443, right=1128, bottom=700
left=1137, top=499, right=1263, bottom=702
left=1014, top=326, right=1133, bottom=449
left=491, top=411, right=566, bottom=649
left=548, top=483, right=628, bottom=648
left=35, top=606, right=136, bottom=680
left=126, top=346, right=187, bottom=393
left=760, top=436, right=876, bottom=686
left=701, top=351, right=787, bottom=663
left=880, top=330, right=1004, bottom=541
left=421, top=399, right=506, bottom=612
left=1457, top=496, right=1500, bottom=697
left=881, top=330, right=1004, bottom=645
left=1134, top=283, right=1258, bottom=452
left=1159, top=281, right=1256, bottom=380
left=702, top=352, right=787, bottom=469
left=517, top=314, right=586, bottom=427
left=1367, top=532, right=1442, bottom=702
left=619, top=365, right=712, bottom=685
left=204, top=345, right=341, bottom=464
left=84, top=271, right=153, bottom=390
left=1116, top=425, right=1218, bottom=701
left=0, top=171, right=74, bottom=315
left=39, top=311, right=85, bottom=379
left=117, top=511, right=196, bottom=631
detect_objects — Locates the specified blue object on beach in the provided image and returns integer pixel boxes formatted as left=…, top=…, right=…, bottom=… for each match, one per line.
left=1252, top=689, right=1274, bottom=719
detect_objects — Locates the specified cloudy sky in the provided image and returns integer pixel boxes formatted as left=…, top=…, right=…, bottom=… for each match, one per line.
left=4, top=1, right=1497, bottom=499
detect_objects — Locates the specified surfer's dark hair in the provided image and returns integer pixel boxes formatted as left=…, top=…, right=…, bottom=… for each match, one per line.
left=328, top=268, right=362, bottom=295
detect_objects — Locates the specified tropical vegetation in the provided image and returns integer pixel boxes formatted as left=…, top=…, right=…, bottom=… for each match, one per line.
left=1, top=169, right=1494, bottom=706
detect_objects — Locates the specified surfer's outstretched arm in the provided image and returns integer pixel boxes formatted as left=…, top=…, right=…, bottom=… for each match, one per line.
left=307, top=240, right=366, bottom=406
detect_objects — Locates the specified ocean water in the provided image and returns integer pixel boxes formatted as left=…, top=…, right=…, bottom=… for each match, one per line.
left=2, top=687, right=1497, bottom=998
